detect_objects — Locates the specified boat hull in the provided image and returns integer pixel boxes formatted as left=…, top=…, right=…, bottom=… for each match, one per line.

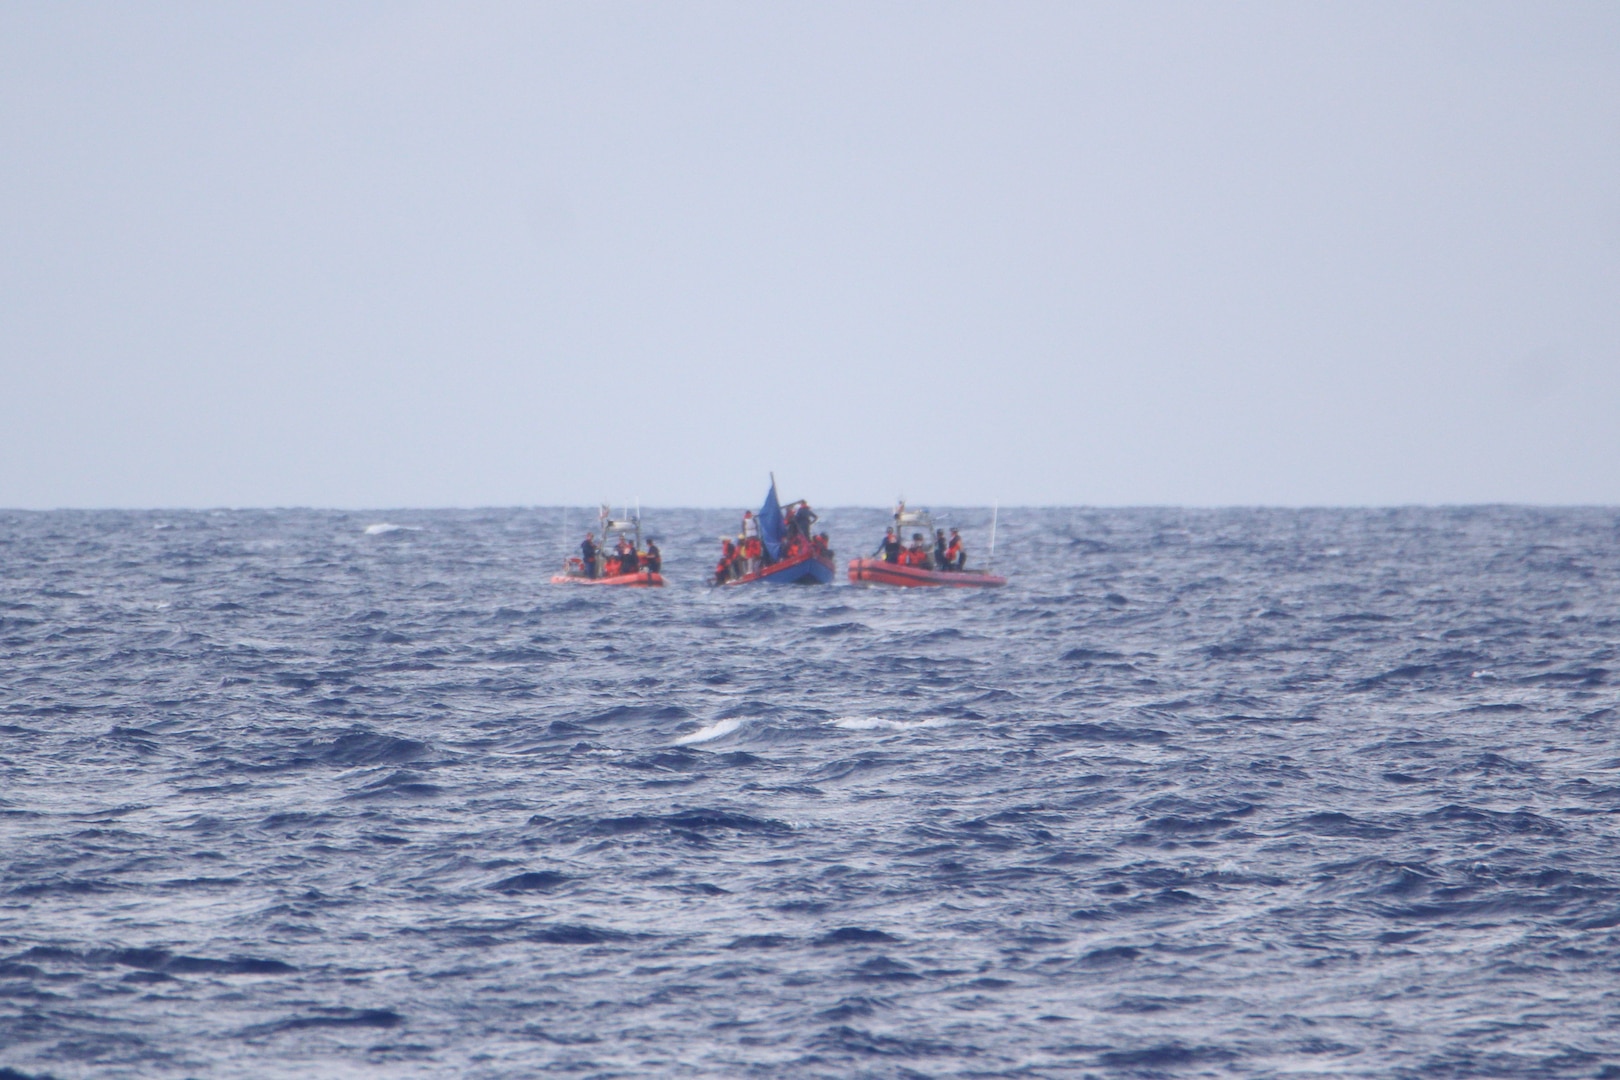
left=550, top=570, right=664, bottom=587
left=847, top=558, right=1006, bottom=588
left=724, top=550, right=835, bottom=586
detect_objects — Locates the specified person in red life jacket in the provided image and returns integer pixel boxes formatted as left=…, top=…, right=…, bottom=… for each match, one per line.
left=643, top=539, right=661, bottom=575
left=814, top=532, right=830, bottom=555
left=616, top=534, right=638, bottom=575
left=946, top=528, right=965, bottom=571
left=580, top=532, right=599, bottom=579
left=905, top=533, right=930, bottom=566
left=877, top=527, right=901, bottom=563
left=744, top=535, right=764, bottom=574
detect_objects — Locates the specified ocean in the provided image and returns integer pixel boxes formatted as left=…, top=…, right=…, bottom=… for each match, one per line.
left=2, top=506, right=1618, bottom=1078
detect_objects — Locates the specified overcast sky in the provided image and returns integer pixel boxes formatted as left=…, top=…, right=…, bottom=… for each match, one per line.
left=2, top=2, right=1617, bottom=508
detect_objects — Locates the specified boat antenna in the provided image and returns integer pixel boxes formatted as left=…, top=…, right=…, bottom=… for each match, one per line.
left=988, top=501, right=999, bottom=569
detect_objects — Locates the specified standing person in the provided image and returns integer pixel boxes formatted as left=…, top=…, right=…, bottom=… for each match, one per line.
left=946, top=528, right=965, bottom=571
left=741, top=510, right=759, bottom=544
left=580, top=533, right=599, bottom=579
left=643, top=539, right=661, bottom=575
left=793, top=501, right=816, bottom=542
left=933, top=529, right=949, bottom=571
left=877, top=527, right=901, bottom=563
left=617, top=534, right=638, bottom=575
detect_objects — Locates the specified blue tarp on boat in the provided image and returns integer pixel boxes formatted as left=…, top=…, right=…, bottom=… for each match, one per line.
left=759, top=481, right=784, bottom=563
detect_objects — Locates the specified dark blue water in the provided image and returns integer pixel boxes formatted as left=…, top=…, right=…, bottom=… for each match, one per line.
left=2, top=507, right=1619, bottom=1078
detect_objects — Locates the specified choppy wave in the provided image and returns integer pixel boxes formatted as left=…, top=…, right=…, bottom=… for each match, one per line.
left=1, top=505, right=1618, bottom=1078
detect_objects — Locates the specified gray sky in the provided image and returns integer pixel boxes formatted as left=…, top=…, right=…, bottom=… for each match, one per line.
left=3, top=2, right=1617, bottom=509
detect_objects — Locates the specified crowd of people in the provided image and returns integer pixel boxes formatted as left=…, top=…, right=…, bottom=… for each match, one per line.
left=573, top=532, right=661, bottom=579
left=712, top=500, right=830, bottom=584
left=875, top=526, right=966, bottom=571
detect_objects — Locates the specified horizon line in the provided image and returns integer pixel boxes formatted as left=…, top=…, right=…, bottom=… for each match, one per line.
left=2, top=502, right=1616, bottom=513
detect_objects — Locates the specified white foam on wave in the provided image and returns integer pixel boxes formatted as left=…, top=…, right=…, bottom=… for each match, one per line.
left=831, top=716, right=959, bottom=731
left=674, top=717, right=746, bottom=745
left=363, top=523, right=421, bottom=536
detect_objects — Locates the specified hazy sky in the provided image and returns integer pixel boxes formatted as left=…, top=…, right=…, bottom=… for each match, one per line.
left=3, top=2, right=1617, bottom=508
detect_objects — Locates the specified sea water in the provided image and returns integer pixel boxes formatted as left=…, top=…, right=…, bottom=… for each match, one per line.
left=1, top=506, right=1618, bottom=1078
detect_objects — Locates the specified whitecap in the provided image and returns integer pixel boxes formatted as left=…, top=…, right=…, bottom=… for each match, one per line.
left=831, top=716, right=958, bottom=731
left=675, top=718, right=745, bottom=745
left=363, top=523, right=420, bottom=536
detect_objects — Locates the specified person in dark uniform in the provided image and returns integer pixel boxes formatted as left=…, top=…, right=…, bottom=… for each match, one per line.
left=643, top=539, right=661, bottom=574
left=933, top=529, right=949, bottom=571
left=793, top=501, right=816, bottom=542
left=877, top=527, right=901, bottom=563
left=616, top=534, right=638, bottom=575
left=580, top=532, right=599, bottom=579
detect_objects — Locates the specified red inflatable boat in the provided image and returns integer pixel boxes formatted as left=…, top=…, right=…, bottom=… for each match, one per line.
left=847, top=559, right=1005, bottom=588
left=848, top=501, right=1007, bottom=588
left=551, top=567, right=664, bottom=587
left=552, top=506, right=665, bottom=587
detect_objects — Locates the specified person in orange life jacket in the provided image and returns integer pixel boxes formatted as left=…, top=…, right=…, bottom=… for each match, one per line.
left=580, top=533, right=599, bottom=579
left=906, top=533, right=929, bottom=566
left=616, top=534, right=638, bottom=575
left=744, top=535, right=764, bottom=574
left=643, top=539, right=661, bottom=574
left=714, top=538, right=735, bottom=585
left=877, top=527, right=901, bottom=563
left=934, top=529, right=949, bottom=571
left=946, top=528, right=965, bottom=571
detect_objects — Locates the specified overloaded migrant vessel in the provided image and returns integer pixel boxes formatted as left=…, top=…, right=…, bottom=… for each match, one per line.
left=552, top=506, right=664, bottom=587
left=848, top=501, right=1006, bottom=588
left=712, top=477, right=835, bottom=586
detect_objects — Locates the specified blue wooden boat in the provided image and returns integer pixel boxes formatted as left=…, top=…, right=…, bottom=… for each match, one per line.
left=718, top=477, right=835, bottom=586
left=732, top=547, right=836, bottom=586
